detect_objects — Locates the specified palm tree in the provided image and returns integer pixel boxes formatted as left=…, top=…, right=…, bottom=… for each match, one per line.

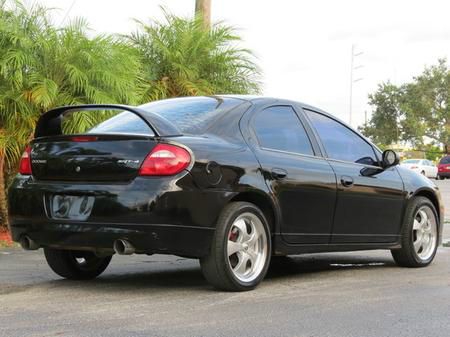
left=0, top=1, right=142, bottom=228
left=128, top=9, right=260, bottom=102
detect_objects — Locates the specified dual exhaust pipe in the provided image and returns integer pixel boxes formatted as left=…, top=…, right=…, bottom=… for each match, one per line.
left=19, top=235, right=135, bottom=255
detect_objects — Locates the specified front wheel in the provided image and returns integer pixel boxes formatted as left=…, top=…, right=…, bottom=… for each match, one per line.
left=200, top=202, right=272, bottom=291
left=391, top=197, right=439, bottom=267
left=44, top=248, right=112, bottom=280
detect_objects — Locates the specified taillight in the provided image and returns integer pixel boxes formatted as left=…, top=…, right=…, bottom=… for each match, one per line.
left=139, top=144, right=191, bottom=176
left=19, top=146, right=32, bottom=175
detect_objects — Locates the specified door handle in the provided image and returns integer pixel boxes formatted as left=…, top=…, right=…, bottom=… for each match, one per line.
left=271, top=168, right=288, bottom=180
left=340, top=175, right=354, bottom=187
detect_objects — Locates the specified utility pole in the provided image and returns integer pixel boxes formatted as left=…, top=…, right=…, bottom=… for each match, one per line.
left=349, top=44, right=363, bottom=127
left=195, top=0, right=211, bottom=29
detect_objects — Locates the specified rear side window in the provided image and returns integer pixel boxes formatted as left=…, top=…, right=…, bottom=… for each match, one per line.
left=306, top=110, right=378, bottom=165
left=252, top=106, right=314, bottom=155
left=440, top=156, right=450, bottom=164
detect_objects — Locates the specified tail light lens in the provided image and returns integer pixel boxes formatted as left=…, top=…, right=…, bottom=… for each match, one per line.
left=139, top=144, right=191, bottom=176
left=19, top=146, right=32, bottom=175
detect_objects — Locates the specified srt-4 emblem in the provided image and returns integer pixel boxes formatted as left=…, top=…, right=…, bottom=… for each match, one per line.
left=117, top=159, right=140, bottom=164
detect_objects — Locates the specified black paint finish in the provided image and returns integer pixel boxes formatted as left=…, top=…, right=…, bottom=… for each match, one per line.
left=8, top=96, right=444, bottom=258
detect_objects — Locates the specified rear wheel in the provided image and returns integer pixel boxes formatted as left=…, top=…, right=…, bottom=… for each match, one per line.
left=44, top=248, right=112, bottom=280
left=200, top=202, right=271, bottom=291
left=438, top=175, right=444, bottom=180
left=391, top=197, right=439, bottom=267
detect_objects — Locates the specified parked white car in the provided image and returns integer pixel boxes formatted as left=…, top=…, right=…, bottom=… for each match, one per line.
left=400, top=159, right=438, bottom=178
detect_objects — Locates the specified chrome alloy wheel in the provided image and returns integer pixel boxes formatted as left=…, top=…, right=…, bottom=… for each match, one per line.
left=412, top=206, right=438, bottom=261
left=227, top=213, right=268, bottom=282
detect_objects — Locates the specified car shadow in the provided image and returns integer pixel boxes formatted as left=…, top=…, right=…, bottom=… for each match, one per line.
left=45, top=252, right=397, bottom=292
left=266, top=253, right=396, bottom=280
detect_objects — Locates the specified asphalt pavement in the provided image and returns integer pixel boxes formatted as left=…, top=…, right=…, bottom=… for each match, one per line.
left=0, top=180, right=449, bottom=337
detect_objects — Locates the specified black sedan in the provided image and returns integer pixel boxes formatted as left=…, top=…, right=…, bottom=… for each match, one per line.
left=8, top=96, right=444, bottom=291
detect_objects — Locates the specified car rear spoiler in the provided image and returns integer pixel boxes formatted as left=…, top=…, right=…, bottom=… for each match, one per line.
left=34, top=104, right=182, bottom=138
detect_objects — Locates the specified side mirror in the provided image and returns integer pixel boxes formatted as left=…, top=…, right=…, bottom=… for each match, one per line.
left=381, top=150, right=400, bottom=169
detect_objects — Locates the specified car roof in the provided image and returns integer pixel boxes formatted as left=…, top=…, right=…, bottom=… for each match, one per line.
left=215, top=95, right=330, bottom=115
left=215, top=95, right=354, bottom=131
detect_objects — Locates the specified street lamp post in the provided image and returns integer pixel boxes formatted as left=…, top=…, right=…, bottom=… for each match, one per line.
left=349, top=44, right=363, bottom=127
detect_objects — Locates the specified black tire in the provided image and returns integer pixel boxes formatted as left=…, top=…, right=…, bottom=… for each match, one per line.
left=437, top=175, right=444, bottom=180
left=44, top=248, right=112, bottom=280
left=420, top=170, right=426, bottom=176
left=391, top=196, right=439, bottom=267
left=200, top=202, right=272, bottom=291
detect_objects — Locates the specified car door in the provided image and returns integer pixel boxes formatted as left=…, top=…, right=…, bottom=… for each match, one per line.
left=419, top=160, right=426, bottom=176
left=248, top=105, right=337, bottom=244
left=425, top=160, right=437, bottom=177
left=304, top=109, right=405, bottom=244
left=423, top=160, right=430, bottom=177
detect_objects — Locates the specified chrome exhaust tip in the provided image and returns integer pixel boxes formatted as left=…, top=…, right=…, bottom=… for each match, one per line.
left=19, top=236, right=39, bottom=251
left=113, top=239, right=135, bottom=255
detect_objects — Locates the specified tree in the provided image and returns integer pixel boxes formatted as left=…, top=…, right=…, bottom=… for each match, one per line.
left=128, top=10, right=260, bottom=102
left=401, top=59, right=449, bottom=153
left=361, top=59, right=449, bottom=153
left=359, top=82, right=402, bottom=147
left=195, top=0, right=211, bottom=29
left=0, top=1, right=142, bottom=228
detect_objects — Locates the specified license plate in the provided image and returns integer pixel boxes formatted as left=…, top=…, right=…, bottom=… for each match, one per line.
left=50, top=195, right=95, bottom=221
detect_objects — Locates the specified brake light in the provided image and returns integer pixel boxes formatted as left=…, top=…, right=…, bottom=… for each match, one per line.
left=19, top=146, right=32, bottom=175
left=139, top=144, right=191, bottom=176
left=70, top=136, right=98, bottom=142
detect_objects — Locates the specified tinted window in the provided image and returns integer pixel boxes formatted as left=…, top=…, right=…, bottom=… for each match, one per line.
left=439, top=156, right=450, bottom=164
left=89, top=111, right=153, bottom=135
left=253, top=106, right=314, bottom=155
left=306, top=110, right=377, bottom=165
left=139, top=97, right=241, bottom=134
left=403, top=159, right=420, bottom=164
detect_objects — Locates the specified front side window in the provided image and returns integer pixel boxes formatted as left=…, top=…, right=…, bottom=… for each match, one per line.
left=305, top=110, right=377, bottom=165
left=253, top=106, right=314, bottom=155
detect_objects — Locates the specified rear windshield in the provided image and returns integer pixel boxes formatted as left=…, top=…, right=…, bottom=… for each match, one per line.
left=89, top=112, right=153, bottom=136
left=88, top=97, right=241, bottom=136
left=139, top=97, right=241, bottom=134
left=439, top=156, right=450, bottom=164
left=402, top=159, right=420, bottom=164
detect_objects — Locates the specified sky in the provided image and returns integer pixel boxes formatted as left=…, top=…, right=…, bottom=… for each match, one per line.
left=26, top=0, right=450, bottom=127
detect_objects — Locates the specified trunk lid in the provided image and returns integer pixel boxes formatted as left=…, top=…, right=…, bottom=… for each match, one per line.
left=31, top=135, right=157, bottom=182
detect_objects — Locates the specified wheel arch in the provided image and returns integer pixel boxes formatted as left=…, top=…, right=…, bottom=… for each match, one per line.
left=411, top=188, right=441, bottom=224
left=229, top=191, right=278, bottom=234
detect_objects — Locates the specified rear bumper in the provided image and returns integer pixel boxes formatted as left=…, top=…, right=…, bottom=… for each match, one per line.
left=10, top=220, right=214, bottom=258
left=438, top=172, right=450, bottom=178
left=8, top=174, right=232, bottom=258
